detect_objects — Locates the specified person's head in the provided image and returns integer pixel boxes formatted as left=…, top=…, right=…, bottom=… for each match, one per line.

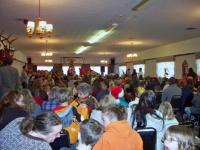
left=158, top=102, right=175, bottom=120
left=48, top=86, right=60, bottom=100
left=188, top=68, right=194, bottom=74
left=77, top=82, right=91, bottom=99
left=99, top=95, right=115, bottom=109
left=78, top=119, right=104, bottom=147
left=163, top=125, right=195, bottom=150
left=102, top=105, right=127, bottom=128
left=21, top=89, right=36, bottom=113
left=20, top=111, right=62, bottom=143
left=136, top=90, right=156, bottom=113
left=169, top=77, right=176, bottom=85
left=57, top=87, right=70, bottom=103
left=0, top=91, right=25, bottom=121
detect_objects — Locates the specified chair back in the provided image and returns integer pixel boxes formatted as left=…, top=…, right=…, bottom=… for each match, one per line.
left=171, top=95, right=181, bottom=112
left=136, top=127, right=156, bottom=150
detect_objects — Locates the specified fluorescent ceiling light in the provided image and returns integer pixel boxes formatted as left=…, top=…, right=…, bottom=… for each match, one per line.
left=87, top=30, right=112, bottom=44
left=75, top=23, right=118, bottom=54
left=75, top=46, right=90, bottom=54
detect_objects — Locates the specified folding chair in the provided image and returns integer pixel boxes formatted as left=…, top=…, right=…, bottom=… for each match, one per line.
left=136, top=127, right=156, bottom=150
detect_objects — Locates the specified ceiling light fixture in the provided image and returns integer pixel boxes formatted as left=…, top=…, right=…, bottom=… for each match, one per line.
left=100, top=59, right=108, bottom=64
left=41, top=52, right=53, bottom=56
left=75, top=23, right=118, bottom=54
left=41, top=40, right=53, bottom=56
left=45, top=59, right=53, bottom=63
left=26, top=0, right=53, bottom=38
left=126, top=53, right=138, bottom=58
left=75, top=46, right=89, bottom=54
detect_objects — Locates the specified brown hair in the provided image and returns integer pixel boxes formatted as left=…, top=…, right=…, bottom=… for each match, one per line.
left=99, top=95, right=115, bottom=109
left=57, top=87, right=70, bottom=103
left=21, top=89, right=36, bottom=113
left=164, top=125, right=195, bottom=150
left=103, top=105, right=127, bottom=121
left=0, top=91, right=22, bottom=122
left=80, top=119, right=104, bottom=145
left=20, top=111, right=62, bottom=135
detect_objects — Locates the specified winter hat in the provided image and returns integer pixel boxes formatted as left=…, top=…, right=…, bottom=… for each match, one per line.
left=111, top=86, right=124, bottom=99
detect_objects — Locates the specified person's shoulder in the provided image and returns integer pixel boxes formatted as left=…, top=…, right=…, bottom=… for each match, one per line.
left=36, top=141, right=52, bottom=150
left=1, top=117, right=24, bottom=131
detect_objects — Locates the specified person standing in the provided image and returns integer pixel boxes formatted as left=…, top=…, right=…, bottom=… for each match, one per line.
left=0, top=57, right=20, bottom=98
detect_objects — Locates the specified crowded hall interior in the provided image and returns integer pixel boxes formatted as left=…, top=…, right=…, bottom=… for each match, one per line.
left=1, top=0, right=200, bottom=150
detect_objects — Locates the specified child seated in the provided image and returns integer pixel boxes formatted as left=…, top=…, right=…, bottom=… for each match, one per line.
left=77, top=119, right=104, bottom=150
left=163, top=125, right=195, bottom=150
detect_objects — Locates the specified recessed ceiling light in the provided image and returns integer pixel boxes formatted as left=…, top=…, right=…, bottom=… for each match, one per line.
left=186, top=27, right=198, bottom=30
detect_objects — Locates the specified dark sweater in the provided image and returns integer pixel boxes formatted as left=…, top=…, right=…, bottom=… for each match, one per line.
left=0, top=107, right=28, bottom=130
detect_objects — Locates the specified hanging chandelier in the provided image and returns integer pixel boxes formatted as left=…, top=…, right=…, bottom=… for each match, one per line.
left=41, top=40, right=53, bottom=56
left=26, top=0, right=53, bottom=38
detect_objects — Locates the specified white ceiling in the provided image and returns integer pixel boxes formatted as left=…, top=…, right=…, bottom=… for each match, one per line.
left=0, top=0, right=200, bottom=63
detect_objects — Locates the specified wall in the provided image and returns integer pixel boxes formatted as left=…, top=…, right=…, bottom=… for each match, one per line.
left=145, top=59, right=156, bottom=77
left=174, top=54, right=196, bottom=79
left=116, top=37, right=200, bottom=78
left=117, top=37, right=200, bottom=63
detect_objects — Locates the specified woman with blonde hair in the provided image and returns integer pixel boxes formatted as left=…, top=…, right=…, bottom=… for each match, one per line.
left=130, top=91, right=178, bottom=150
left=163, top=125, right=195, bottom=150
left=146, top=101, right=179, bottom=150
left=158, top=101, right=175, bottom=120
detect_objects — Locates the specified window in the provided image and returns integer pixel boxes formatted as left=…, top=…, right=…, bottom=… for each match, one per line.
left=104, top=66, right=108, bottom=75
left=119, top=66, right=126, bottom=76
left=75, top=66, right=81, bottom=75
left=196, top=59, right=200, bottom=75
left=133, top=64, right=145, bottom=75
left=91, top=66, right=101, bottom=74
left=156, top=62, right=175, bottom=78
left=62, top=66, right=69, bottom=75
left=37, top=66, right=53, bottom=72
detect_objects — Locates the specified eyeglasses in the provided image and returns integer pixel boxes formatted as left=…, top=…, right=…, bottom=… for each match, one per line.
left=161, top=136, right=178, bottom=143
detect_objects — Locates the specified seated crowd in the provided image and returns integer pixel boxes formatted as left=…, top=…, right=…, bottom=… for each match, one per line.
left=0, top=67, right=199, bottom=150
